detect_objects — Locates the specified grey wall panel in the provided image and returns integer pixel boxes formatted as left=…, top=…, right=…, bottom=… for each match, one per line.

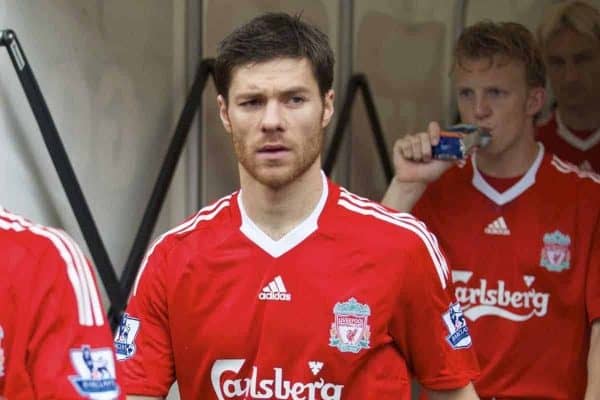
left=466, top=0, right=556, bottom=29
left=351, top=0, right=456, bottom=200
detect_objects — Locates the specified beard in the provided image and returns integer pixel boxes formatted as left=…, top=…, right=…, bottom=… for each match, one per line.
left=232, top=128, right=323, bottom=190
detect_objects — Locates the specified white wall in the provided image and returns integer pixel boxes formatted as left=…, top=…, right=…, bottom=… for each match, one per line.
left=0, top=0, right=190, bottom=296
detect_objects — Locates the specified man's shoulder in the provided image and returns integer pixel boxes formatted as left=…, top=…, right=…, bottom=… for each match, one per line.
left=542, top=154, right=600, bottom=211
left=0, top=207, right=77, bottom=270
left=545, top=153, right=600, bottom=188
left=129, top=193, right=236, bottom=296
left=334, top=189, right=450, bottom=288
left=334, top=187, right=441, bottom=248
left=150, top=193, right=236, bottom=254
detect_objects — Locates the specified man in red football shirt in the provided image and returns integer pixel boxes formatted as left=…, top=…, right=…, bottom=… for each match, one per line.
left=0, top=207, right=122, bottom=399
left=536, top=1, right=600, bottom=172
left=383, top=21, right=600, bottom=399
left=119, top=12, right=480, bottom=400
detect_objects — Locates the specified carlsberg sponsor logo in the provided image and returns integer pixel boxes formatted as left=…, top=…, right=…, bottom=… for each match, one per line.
left=211, top=359, right=344, bottom=400
left=452, top=271, right=549, bottom=321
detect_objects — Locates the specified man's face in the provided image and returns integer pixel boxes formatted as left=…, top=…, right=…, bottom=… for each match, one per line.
left=454, top=57, right=543, bottom=157
left=544, top=28, right=600, bottom=110
left=218, top=57, right=334, bottom=189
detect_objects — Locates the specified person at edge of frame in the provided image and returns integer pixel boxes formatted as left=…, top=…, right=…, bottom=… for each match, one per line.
left=382, top=20, right=600, bottom=400
left=536, top=0, right=600, bottom=173
left=0, top=206, right=123, bottom=399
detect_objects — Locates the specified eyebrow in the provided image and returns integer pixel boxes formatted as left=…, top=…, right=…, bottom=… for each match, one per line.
left=547, top=49, right=594, bottom=58
left=279, top=86, right=312, bottom=94
left=455, top=85, right=506, bottom=91
left=234, top=86, right=313, bottom=100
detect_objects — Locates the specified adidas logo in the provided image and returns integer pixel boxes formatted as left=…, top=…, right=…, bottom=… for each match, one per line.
left=484, top=216, right=510, bottom=235
left=308, top=361, right=323, bottom=375
left=258, top=275, right=291, bottom=301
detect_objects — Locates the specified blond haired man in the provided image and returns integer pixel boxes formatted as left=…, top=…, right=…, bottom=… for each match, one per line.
left=536, top=0, right=600, bottom=172
left=384, top=21, right=600, bottom=399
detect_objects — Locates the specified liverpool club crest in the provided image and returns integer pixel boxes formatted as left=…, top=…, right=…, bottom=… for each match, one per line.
left=329, top=298, right=371, bottom=353
left=540, top=230, right=571, bottom=272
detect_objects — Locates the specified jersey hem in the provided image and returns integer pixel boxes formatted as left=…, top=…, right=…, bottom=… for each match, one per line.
left=419, top=372, right=479, bottom=391
left=589, top=313, right=600, bottom=325
left=123, top=384, right=168, bottom=398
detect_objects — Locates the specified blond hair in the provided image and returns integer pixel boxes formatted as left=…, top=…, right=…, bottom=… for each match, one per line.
left=537, top=1, right=600, bottom=49
left=454, top=21, right=546, bottom=88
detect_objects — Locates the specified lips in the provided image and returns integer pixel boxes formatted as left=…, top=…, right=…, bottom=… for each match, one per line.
left=257, top=144, right=289, bottom=153
left=480, top=127, right=493, bottom=136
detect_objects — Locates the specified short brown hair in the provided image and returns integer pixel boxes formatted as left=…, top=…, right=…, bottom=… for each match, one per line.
left=537, top=1, right=600, bottom=49
left=215, top=12, right=334, bottom=100
left=454, top=21, right=546, bottom=88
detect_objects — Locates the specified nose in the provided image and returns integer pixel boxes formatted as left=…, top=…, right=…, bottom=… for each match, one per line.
left=563, top=61, right=579, bottom=83
left=260, top=100, right=284, bottom=133
left=473, top=95, right=491, bottom=121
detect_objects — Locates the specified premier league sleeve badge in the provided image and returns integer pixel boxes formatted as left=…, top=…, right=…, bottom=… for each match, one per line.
left=69, top=345, right=120, bottom=399
left=442, top=302, right=472, bottom=350
left=113, top=313, right=140, bottom=361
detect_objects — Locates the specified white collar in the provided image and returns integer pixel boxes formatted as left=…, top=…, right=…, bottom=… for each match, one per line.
left=238, top=172, right=328, bottom=258
left=556, top=111, right=600, bottom=151
left=472, top=143, right=544, bottom=206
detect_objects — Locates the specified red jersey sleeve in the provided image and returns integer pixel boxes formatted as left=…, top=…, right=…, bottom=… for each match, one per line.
left=390, top=226, right=479, bottom=391
left=117, top=239, right=174, bottom=396
left=4, top=230, right=122, bottom=399
left=586, top=215, right=600, bottom=323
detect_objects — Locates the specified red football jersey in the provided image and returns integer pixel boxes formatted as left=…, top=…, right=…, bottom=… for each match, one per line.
left=118, top=175, right=479, bottom=399
left=413, top=145, right=600, bottom=399
left=536, top=110, right=600, bottom=172
left=0, top=207, right=122, bottom=399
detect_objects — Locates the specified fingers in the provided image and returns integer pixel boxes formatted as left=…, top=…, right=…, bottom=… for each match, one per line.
left=396, top=136, right=413, bottom=161
left=397, top=133, right=428, bottom=161
left=397, top=122, right=441, bottom=162
left=419, top=132, right=432, bottom=162
left=410, top=133, right=426, bottom=161
left=397, top=133, right=424, bottom=161
left=428, top=121, right=441, bottom=146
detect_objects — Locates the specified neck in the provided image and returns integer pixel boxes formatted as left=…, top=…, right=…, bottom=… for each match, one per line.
left=558, top=104, right=600, bottom=131
left=239, top=162, right=324, bottom=240
left=476, top=131, right=539, bottom=178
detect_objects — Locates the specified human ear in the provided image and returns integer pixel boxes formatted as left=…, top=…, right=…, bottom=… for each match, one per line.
left=321, top=89, right=335, bottom=128
left=217, top=94, right=232, bottom=134
left=526, top=87, right=545, bottom=117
